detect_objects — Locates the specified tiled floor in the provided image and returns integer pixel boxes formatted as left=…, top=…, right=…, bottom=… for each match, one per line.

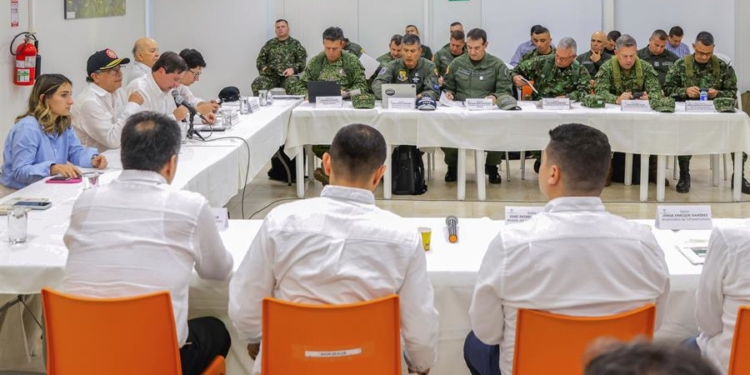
left=227, top=152, right=750, bottom=220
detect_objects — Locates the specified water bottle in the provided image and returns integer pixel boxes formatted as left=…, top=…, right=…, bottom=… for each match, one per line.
left=699, top=89, right=708, bottom=101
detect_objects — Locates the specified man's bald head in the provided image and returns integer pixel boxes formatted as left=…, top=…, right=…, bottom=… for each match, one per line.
left=132, top=37, right=160, bottom=67
left=590, top=31, right=607, bottom=53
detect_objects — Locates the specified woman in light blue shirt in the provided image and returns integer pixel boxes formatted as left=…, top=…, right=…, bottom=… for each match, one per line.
left=1, top=74, right=108, bottom=190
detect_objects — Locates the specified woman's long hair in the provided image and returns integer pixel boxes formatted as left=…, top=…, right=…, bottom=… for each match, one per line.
left=15, top=74, right=73, bottom=135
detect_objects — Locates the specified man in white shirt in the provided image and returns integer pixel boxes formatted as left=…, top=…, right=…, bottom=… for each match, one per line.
left=126, top=51, right=189, bottom=122
left=693, top=220, right=750, bottom=373
left=175, top=48, right=218, bottom=124
left=128, top=37, right=159, bottom=84
left=63, top=111, right=233, bottom=375
left=465, top=123, right=671, bottom=375
left=228, top=124, right=438, bottom=375
left=71, top=48, right=144, bottom=152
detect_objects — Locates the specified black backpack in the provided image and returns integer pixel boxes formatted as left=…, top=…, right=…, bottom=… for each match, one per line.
left=391, top=146, right=427, bottom=195
left=267, top=146, right=304, bottom=185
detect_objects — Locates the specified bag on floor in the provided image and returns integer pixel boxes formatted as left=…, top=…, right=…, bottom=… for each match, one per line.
left=268, top=146, right=303, bottom=184
left=391, top=146, right=427, bottom=195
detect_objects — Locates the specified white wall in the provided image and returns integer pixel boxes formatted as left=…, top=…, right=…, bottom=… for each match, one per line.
left=0, top=0, right=146, bottom=155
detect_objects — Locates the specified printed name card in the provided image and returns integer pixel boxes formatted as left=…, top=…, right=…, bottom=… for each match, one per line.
left=247, top=98, right=261, bottom=113
left=315, top=96, right=343, bottom=108
left=465, top=98, right=495, bottom=110
left=541, top=98, right=571, bottom=110
left=685, top=100, right=716, bottom=113
left=212, top=207, right=229, bottom=232
left=621, top=100, right=652, bottom=112
left=504, top=206, right=543, bottom=224
left=388, top=98, right=416, bottom=110
left=655, top=205, right=712, bottom=230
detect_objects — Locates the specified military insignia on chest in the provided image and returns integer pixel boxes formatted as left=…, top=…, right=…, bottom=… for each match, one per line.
left=398, top=70, right=408, bottom=82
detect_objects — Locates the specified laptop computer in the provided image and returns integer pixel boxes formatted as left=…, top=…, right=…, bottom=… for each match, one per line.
left=381, top=84, right=417, bottom=109
left=307, top=81, right=341, bottom=103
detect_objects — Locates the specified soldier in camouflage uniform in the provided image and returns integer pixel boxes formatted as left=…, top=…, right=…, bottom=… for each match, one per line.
left=664, top=31, right=747, bottom=194
left=637, top=29, right=679, bottom=88
left=576, top=31, right=611, bottom=83
left=343, top=37, right=364, bottom=57
left=594, top=35, right=662, bottom=104
left=442, top=28, right=513, bottom=184
left=433, top=30, right=466, bottom=84
left=518, top=26, right=555, bottom=64
left=372, top=34, right=439, bottom=100
left=287, top=27, right=368, bottom=186
left=251, top=19, right=307, bottom=95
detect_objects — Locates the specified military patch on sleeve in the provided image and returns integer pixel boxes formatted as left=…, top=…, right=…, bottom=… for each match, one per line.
left=433, top=84, right=441, bottom=91
left=378, top=67, right=387, bottom=76
left=434, top=68, right=439, bottom=76
left=445, top=66, right=451, bottom=75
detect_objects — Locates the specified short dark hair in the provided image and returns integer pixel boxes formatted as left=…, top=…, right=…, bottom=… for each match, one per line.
left=151, top=51, right=187, bottom=74
left=322, top=27, right=344, bottom=42
left=467, top=28, right=488, bottom=44
left=531, top=25, right=549, bottom=36
left=696, top=31, right=715, bottom=46
left=406, top=24, right=419, bottom=33
left=545, top=123, right=611, bottom=193
left=121, top=111, right=182, bottom=173
left=584, top=342, right=720, bottom=375
left=389, top=34, right=403, bottom=46
left=450, top=22, right=462, bottom=28
left=669, top=26, right=684, bottom=37
left=402, top=33, right=421, bottom=47
left=329, top=124, right=386, bottom=181
left=607, top=30, right=622, bottom=42
left=450, top=30, right=465, bottom=41
left=275, top=19, right=288, bottom=25
left=651, top=29, right=668, bottom=41
left=179, top=48, right=206, bottom=70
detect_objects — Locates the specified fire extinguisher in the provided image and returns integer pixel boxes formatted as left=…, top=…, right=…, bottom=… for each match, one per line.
left=10, top=32, right=40, bottom=86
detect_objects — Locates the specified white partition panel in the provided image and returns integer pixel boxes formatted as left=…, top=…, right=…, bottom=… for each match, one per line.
left=358, top=0, right=425, bottom=58
left=282, top=0, right=358, bottom=62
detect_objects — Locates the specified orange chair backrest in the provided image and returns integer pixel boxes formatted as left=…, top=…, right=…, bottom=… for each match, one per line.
left=262, top=294, right=401, bottom=375
left=729, top=306, right=750, bottom=375
left=521, top=80, right=535, bottom=100
left=42, top=288, right=182, bottom=375
left=512, top=304, right=656, bottom=375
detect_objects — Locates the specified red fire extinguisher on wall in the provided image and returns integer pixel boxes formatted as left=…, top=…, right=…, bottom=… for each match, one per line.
left=10, top=32, right=39, bottom=86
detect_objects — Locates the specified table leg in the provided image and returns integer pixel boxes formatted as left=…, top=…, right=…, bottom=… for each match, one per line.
left=625, top=153, right=633, bottom=186
left=657, top=155, right=666, bottom=202
left=296, top=146, right=305, bottom=198
left=712, top=155, right=720, bottom=187
left=306, top=145, right=315, bottom=181
left=457, top=149, right=466, bottom=201
left=476, top=150, right=486, bottom=201
left=640, top=153, right=649, bottom=202
left=384, top=145, right=392, bottom=200
left=734, top=152, right=742, bottom=202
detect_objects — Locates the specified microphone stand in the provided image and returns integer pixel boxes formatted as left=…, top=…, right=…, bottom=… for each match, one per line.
left=187, top=112, right=206, bottom=141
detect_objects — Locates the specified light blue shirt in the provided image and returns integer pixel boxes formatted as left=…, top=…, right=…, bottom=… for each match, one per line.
left=666, top=42, right=691, bottom=58
left=1, top=115, right=97, bottom=189
left=510, top=40, right=557, bottom=67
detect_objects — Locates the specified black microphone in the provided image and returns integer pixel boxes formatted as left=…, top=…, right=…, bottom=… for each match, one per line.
left=446, top=215, right=458, bottom=243
left=172, top=91, right=206, bottom=122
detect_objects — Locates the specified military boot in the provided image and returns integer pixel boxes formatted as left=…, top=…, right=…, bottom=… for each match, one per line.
left=485, top=164, right=501, bottom=184
left=676, top=160, right=690, bottom=193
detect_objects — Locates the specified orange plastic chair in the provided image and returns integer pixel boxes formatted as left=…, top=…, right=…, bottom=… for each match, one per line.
left=728, top=306, right=750, bottom=375
left=521, top=80, right=535, bottom=100
left=261, top=294, right=401, bottom=374
left=512, top=304, right=656, bottom=375
left=41, top=288, right=225, bottom=375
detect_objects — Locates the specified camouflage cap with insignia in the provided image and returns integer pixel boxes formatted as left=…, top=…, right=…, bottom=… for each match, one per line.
left=650, top=97, right=675, bottom=113
left=582, top=94, right=606, bottom=108
left=714, top=97, right=736, bottom=113
left=496, top=94, right=520, bottom=111
left=352, top=94, right=375, bottom=109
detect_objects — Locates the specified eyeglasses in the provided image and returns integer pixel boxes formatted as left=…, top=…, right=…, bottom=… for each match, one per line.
left=189, top=69, right=202, bottom=77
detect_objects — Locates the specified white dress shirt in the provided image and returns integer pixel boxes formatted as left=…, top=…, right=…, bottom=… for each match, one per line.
left=62, top=170, right=233, bottom=346
left=228, top=185, right=439, bottom=373
left=125, top=74, right=176, bottom=120
left=469, top=197, right=670, bottom=375
left=71, top=82, right=141, bottom=152
left=696, top=220, right=750, bottom=373
left=175, top=84, right=203, bottom=108
left=127, top=61, right=151, bottom=84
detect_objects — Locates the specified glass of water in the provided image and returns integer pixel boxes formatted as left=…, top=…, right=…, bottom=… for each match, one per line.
left=8, top=207, right=28, bottom=244
left=82, top=172, right=100, bottom=190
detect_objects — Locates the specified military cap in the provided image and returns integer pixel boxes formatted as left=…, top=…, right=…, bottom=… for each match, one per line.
left=650, top=97, right=675, bottom=113
left=714, top=97, right=736, bottom=113
left=417, top=96, right=437, bottom=111
left=352, top=93, right=375, bottom=109
left=582, top=94, right=606, bottom=108
left=497, top=94, right=521, bottom=111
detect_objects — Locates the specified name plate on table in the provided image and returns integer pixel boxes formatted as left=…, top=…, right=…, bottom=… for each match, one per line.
left=655, top=205, right=712, bottom=230
left=685, top=100, right=716, bottom=113
left=315, top=96, right=343, bottom=108
left=388, top=98, right=416, bottom=110
left=247, top=98, right=261, bottom=114
left=465, top=98, right=495, bottom=110
left=505, top=206, right=543, bottom=224
left=541, top=98, right=571, bottom=110
left=212, top=207, right=229, bottom=232
left=621, top=100, right=652, bottom=112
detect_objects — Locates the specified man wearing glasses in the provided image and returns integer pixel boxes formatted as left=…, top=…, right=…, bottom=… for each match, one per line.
left=72, top=48, right=144, bottom=152
left=175, top=49, right=218, bottom=124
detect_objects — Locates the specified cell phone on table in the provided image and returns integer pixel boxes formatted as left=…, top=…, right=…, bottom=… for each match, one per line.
left=13, top=200, right=52, bottom=210
left=46, top=176, right=82, bottom=184
left=632, top=92, right=644, bottom=100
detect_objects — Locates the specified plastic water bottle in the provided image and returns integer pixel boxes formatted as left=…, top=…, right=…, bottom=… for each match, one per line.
left=699, top=89, right=708, bottom=101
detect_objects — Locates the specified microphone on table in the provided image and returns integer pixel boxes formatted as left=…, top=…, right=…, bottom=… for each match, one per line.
left=172, top=91, right=207, bottom=122
left=446, top=215, right=458, bottom=243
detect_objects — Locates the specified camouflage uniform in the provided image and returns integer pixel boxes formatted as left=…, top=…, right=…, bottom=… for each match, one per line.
left=343, top=39, right=364, bottom=57
left=593, top=58, right=662, bottom=104
left=511, top=54, right=591, bottom=101
left=519, top=46, right=556, bottom=64
left=576, top=50, right=612, bottom=77
left=251, top=37, right=307, bottom=95
left=372, top=57, right=440, bottom=100
left=433, top=45, right=464, bottom=77
left=442, top=52, right=513, bottom=166
left=637, top=47, right=679, bottom=88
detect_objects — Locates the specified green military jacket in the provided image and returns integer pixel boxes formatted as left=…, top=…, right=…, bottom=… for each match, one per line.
left=343, top=39, right=364, bottom=57
left=664, top=54, right=738, bottom=101
left=511, top=54, right=591, bottom=101
left=256, top=37, right=307, bottom=77
left=372, top=57, right=440, bottom=100
left=594, top=58, right=662, bottom=104
left=443, top=53, right=512, bottom=101
left=421, top=45, right=433, bottom=61
left=433, top=45, right=464, bottom=77
left=519, top=46, right=556, bottom=64
left=576, top=50, right=612, bottom=77
left=637, top=47, right=679, bottom=88
left=288, top=51, right=368, bottom=96
left=376, top=52, right=396, bottom=66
